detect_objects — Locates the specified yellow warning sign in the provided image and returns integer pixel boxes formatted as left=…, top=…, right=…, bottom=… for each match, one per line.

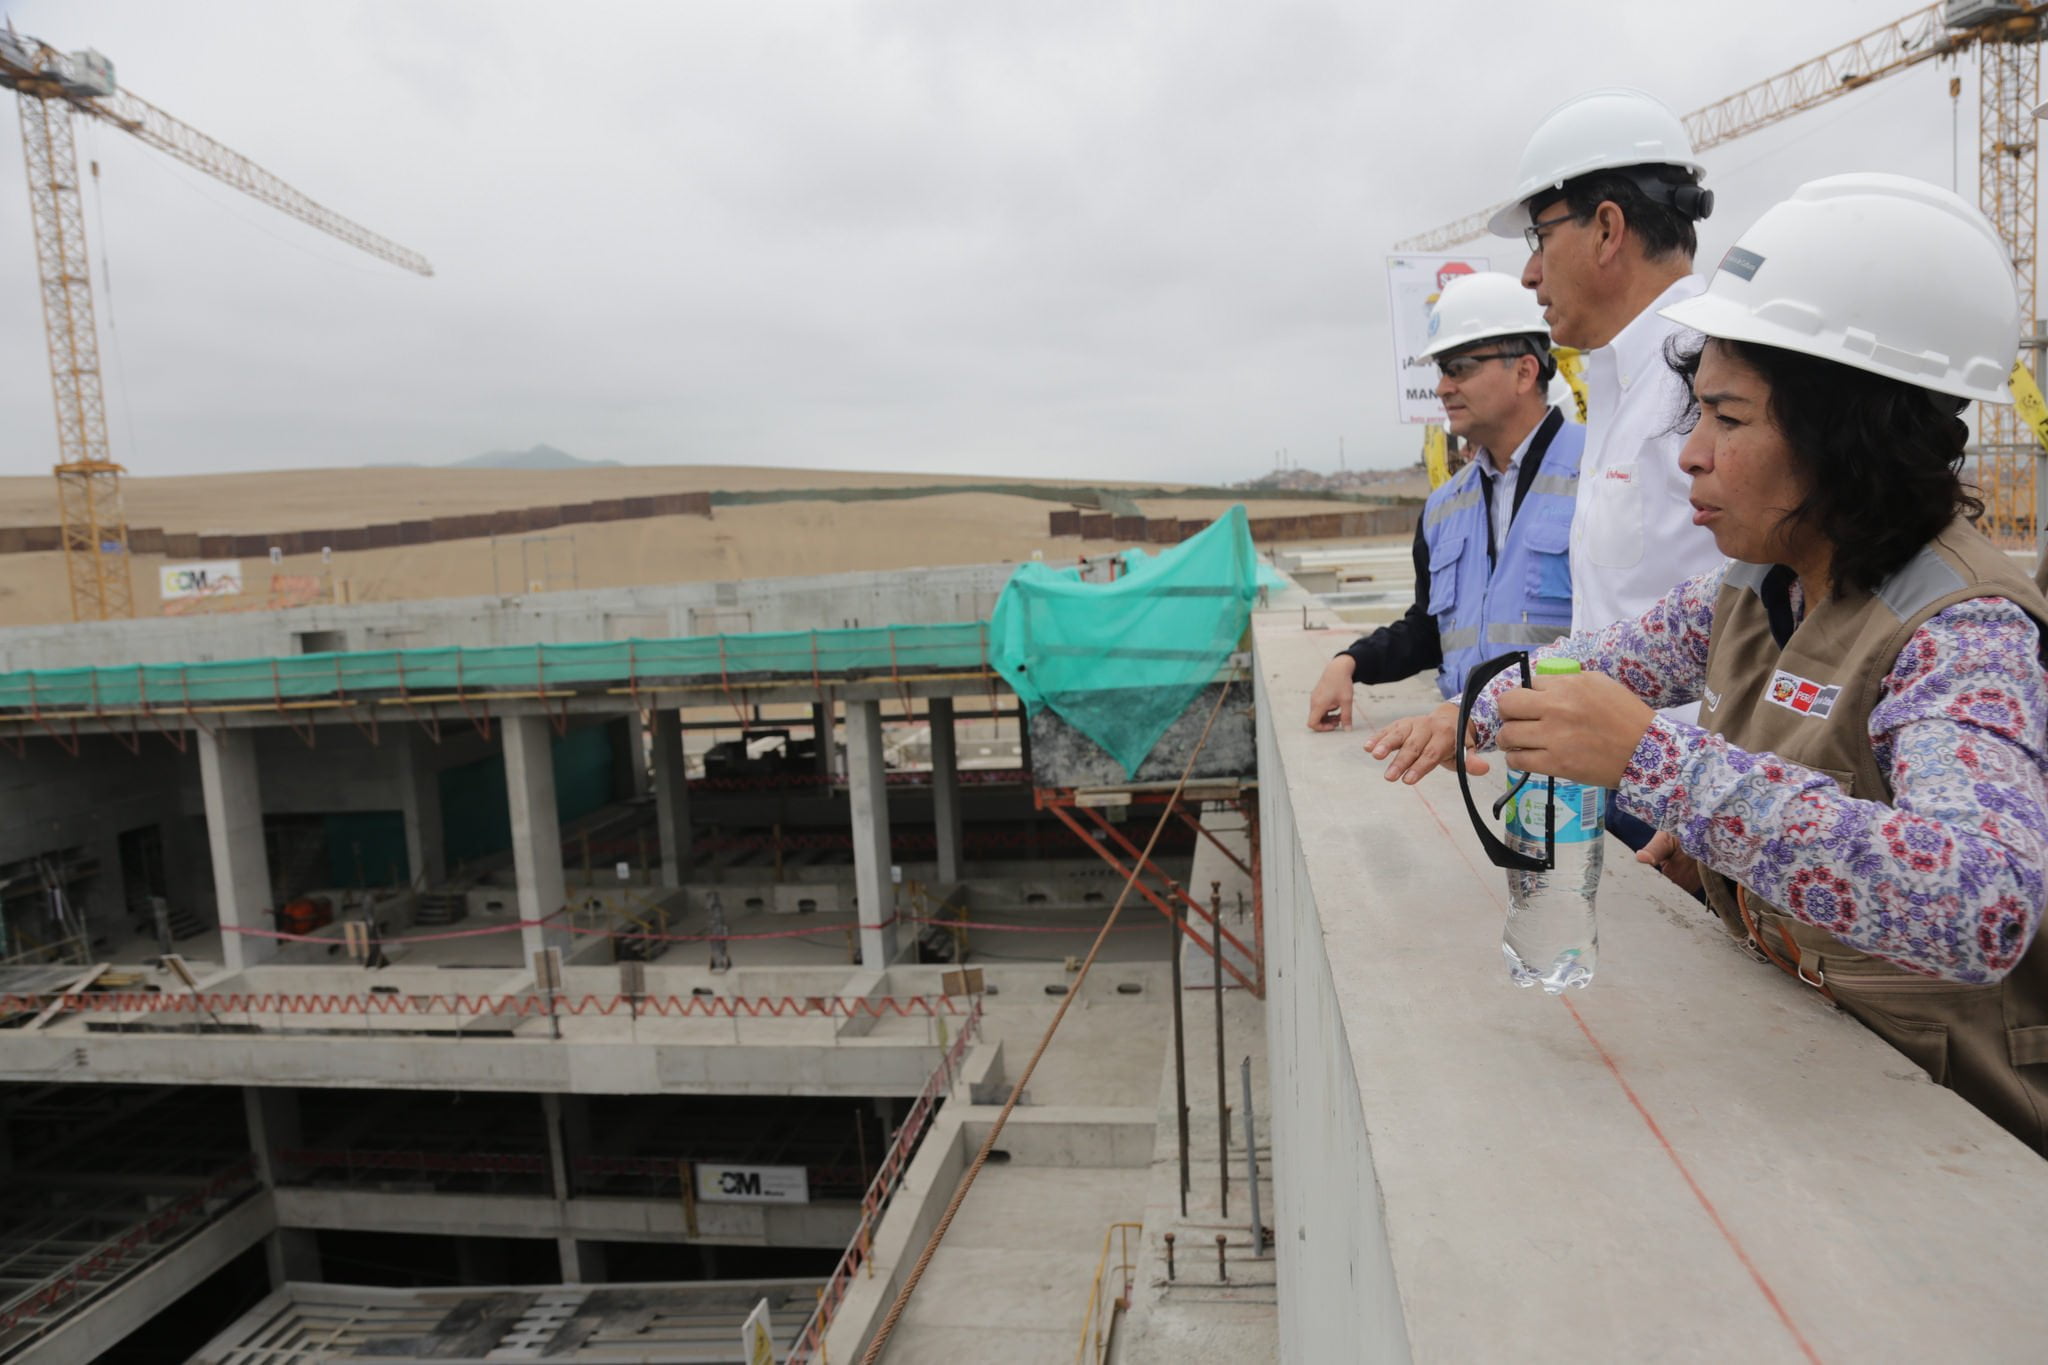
left=742, top=1298, right=777, bottom=1365
left=1422, top=424, right=1451, bottom=491
left=2010, top=358, right=2048, bottom=452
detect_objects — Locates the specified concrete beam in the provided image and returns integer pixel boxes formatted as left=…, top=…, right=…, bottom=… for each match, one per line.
left=651, top=708, right=692, bottom=889
left=844, top=701, right=899, bottom=968
left=197, top=727, right=276, bottom=971
left=0, top=1032, right=949, bottom=1096
left=929, top=697, right=963, bottom=885
left=268, top=1186, right=858, bottom=1248
left=502, top=716, right=570, bottom=963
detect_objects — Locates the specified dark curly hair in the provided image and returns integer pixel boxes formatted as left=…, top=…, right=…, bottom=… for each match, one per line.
left=1666, top=335, right=1980, bottom=596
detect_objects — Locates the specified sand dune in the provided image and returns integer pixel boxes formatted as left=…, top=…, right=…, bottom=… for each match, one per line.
left=0, top=467, right=1410, bottom=626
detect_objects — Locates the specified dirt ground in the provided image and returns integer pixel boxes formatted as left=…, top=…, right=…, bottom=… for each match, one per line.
left=0, top=468, right=1411, bottom=626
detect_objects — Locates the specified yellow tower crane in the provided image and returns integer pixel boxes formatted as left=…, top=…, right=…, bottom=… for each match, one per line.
left=1395, top=1, right=2048, bottom=543
left=0, top=26, right=432, bottom=622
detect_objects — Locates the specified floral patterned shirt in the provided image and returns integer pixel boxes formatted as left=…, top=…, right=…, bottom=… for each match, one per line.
left=1468, top=564, right=2048, bottom=984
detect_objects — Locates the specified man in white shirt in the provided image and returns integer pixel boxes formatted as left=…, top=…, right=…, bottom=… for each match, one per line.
left=1367, top=89, right=1721, bottom=867
left=1493, top=87, right=1724, bottom=636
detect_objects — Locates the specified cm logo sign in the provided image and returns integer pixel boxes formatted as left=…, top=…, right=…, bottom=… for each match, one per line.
left=695, top=1163, right=809, bottom=1205
left=159, top=560, right=242, bottom=601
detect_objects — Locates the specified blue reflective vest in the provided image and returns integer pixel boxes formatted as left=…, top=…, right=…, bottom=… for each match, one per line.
left=1422, top=409, right=1584, bottom=697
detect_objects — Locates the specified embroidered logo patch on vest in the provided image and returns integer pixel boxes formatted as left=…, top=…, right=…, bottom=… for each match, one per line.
left=1767, top=670, right=1840, bottom=718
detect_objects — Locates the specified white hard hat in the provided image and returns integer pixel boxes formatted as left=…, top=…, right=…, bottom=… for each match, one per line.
left=1421, top=272, right=1550, bottom=358
left=1487, top=87, right=1706, bottom=239
left=1659, top=172, right=2018, bottom=404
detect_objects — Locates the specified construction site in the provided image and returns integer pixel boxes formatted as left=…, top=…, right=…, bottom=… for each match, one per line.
left=7, top=4, right=2048, bottom=1364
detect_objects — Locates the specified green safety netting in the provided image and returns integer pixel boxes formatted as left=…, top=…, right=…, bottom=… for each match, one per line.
left=0, top=624, right=994, bottom=712
left=990, top=505, right=1259, bottom=778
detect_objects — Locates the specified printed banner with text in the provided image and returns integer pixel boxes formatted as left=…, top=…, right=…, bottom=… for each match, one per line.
left=1385, top=254, right=1490, bottom=424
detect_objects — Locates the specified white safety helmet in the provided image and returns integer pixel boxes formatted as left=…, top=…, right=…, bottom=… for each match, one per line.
left=1487, top=87, right=1708, bottom=239
left=1421, top=271, right=1550, bottom=359
left=1659, top=172, right=2019, bottom=404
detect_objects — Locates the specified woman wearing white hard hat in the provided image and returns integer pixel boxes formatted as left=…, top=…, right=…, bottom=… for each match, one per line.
left=1370, top=173, right=2048, bottom=1154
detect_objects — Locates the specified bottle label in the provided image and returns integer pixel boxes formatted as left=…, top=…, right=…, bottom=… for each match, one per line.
left=1503, top=769, right=1606, bottom=846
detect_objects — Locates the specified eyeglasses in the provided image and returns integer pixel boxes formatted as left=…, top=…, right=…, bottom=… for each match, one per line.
left=1435, top=352, right=1520, bottom=382
left=1522, top=207, right=1577, bottom=254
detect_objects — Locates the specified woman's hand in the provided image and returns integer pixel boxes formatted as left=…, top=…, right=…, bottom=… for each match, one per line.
left=1634, top=829, right=1703, bottom=895
left=1364, top=700, right=1488, bottom=785
left=1494, top=671, right=1655, bottom=789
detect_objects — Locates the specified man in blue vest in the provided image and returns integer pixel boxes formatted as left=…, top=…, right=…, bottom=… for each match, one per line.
left=1310, top=271, right=1584, bottom=728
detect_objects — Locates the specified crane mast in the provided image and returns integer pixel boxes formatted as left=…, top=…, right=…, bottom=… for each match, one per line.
left=0, top=30, right=430, bottom=622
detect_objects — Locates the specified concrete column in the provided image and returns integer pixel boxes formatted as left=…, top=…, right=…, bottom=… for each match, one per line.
left=543, top=1093, right=604, bottom=1283
left=86, top=827, right=127, bottom=944
left=845, top=701, right=898, bottom=967
left=624, top=712, right=652, bottom=800
left=400, top=732, right=446, bottom=889
left=244, top=1087, right=321, bottom=1285
left=929, top=697, right=964, bottom=885
left=811, top=701, right=835, bottom=777
left=197, top=727, right=276, bottom=972
left=503, top=716, right=571, bottom=962
left=651, top=709, right=692, bottom=889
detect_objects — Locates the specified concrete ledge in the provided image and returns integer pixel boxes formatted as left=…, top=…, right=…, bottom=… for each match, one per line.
left=957, top=1036, right=1008, bottom=1104
left=962, top=1105, right=1156, bottom=1168
left=1255, top=613, right=2048, bottom=1362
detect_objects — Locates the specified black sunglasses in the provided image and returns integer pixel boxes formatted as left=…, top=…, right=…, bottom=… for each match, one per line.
left=1455, top=651, right=1554, bottom=872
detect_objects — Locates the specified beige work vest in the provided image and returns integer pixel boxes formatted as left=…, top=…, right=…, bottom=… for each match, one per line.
left=1698, top=518, right=2048, bottom=1155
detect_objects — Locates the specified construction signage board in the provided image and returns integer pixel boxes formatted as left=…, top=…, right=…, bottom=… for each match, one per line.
left=159, top=560, right=243, bottom=599
left=742, top=1299, right=777, bottom=1365
left=696, top=1163, right=810, bottom=1205
left=1385, top=253, right=1490, bottom=423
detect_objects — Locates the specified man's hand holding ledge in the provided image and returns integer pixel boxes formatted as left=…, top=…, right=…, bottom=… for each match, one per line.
left=1363, top=699, right=1485, bottom=784
left=1362, top=670, right=1654, bottom=789
left=1307, top=655, right=1358, bottom=731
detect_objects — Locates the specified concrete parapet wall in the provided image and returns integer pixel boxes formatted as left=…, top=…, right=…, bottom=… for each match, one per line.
left=1253, top=610, right=2048, bottom=1361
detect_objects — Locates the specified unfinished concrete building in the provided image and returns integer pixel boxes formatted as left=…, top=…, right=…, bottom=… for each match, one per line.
left=0, top=562, right=1272, bottom=1364
left=4, top=550, right=2048, bottom=1365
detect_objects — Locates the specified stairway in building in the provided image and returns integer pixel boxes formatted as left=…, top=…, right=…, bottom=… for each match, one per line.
left=413, top=892, right=468, bottom=928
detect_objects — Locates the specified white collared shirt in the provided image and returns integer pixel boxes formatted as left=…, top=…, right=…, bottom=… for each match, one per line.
left=1472, top=411, right=1549, bottom=557
left=1570, top=274, right=1726, bottom=633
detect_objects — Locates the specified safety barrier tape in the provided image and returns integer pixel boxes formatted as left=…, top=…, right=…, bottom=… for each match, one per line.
left=0, top=990, right=971, bottom=1019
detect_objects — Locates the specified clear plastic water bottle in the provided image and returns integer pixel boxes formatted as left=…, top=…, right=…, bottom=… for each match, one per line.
left=1501, top=657, right=1605, bottom=992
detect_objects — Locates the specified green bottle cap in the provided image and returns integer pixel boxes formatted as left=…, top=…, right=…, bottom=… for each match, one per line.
left=1532, top=656, right=1581, bottom=676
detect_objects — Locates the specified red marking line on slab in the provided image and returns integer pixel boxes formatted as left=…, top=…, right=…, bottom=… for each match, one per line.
left=1387, top=754, right=1823, bottom=1365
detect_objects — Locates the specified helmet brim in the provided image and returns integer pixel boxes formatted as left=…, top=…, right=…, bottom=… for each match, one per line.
left=1659, top=293, right=2014, bottom=405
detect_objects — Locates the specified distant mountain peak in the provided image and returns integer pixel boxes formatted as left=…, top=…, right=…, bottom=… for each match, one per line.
left=450, top=444, right=620, bottom=470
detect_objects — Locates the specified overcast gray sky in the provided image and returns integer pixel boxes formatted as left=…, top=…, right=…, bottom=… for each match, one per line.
left=0, top=0, right=1978, bottom=484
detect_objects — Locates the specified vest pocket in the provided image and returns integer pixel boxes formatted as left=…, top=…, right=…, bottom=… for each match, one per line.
left=1428, top=537, right=1463, bottom=617
left=1521, top=516, right=1572, bottom=604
